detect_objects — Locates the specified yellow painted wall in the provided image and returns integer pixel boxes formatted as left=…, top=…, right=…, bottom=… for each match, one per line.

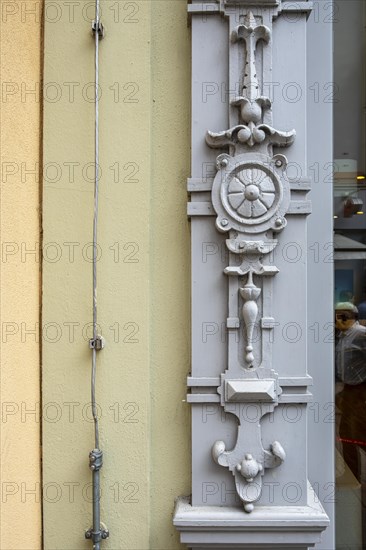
left=0, top=1, right=43, bottom=548
left=42, top=0, right=190, bottom=547
left=150, top=2, right=191, bottom=547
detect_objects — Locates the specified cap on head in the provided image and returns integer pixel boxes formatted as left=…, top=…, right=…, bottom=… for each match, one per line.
left=335, top=302, right=358, bottom=313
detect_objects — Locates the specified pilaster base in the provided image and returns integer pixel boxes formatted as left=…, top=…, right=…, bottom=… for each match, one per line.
left=174, top=483, right=329, bottom=549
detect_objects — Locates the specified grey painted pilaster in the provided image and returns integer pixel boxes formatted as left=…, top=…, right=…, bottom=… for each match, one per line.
left=174, top=0, right=333, bottom=547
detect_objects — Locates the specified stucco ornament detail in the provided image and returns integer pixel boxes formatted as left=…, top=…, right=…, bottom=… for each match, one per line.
left=206, top=12, right=295, bottom=152
left=213, top=153, right=289, bottom=234
left=212, top=438, right=286, bottom=513
left=175, top=0, right=330, bottom=543
left=207, top=9, right=295, bottom=512
left=240, top=271, right=261, bottom=364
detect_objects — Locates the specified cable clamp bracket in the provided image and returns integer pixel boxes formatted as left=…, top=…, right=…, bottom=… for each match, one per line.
left=92, top=20, right=105, bottom=39
left=89, top=448, right=103, bottom=471
left=89, top=335, right=105, bottom=351
left=85, top=523, right=109, bottom=543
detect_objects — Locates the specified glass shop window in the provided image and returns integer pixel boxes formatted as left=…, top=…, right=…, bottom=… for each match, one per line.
left=334, top=1, right=366, bottom=547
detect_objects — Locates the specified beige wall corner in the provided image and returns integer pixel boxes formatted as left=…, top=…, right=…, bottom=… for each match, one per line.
left=42, top=0, right=190, bottom=547
left=0, top=1, right=43, bottom=548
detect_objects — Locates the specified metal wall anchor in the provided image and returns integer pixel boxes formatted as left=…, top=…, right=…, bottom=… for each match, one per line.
left=89, top=336, right=105, bottom=351
left=85, top=524, right=109, bottom=544
left=85, top=449, right=109, bottom=548
left=92, top=20, right=105, bottom=39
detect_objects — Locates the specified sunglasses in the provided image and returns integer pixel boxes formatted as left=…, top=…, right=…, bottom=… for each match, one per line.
left=335, top=313, right=353, bottom=322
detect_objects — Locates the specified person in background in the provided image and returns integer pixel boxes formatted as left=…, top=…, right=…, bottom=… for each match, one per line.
left=335, top=302, right=366, bottom=385
left=335, top=302, right=366, bottom=479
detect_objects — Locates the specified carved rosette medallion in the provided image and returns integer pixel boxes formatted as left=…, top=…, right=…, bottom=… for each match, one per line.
left=213, top=153, right=290, bottom=233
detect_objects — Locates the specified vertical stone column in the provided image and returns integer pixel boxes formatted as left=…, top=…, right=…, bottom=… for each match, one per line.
left=174, top=0, right=330, bottom=547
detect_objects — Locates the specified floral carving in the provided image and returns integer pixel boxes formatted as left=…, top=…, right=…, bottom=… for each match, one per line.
left=227, top=168, right=275, bottom=219
left=206, top=8, right=295, bottom=514
left=206, top=11, right=295, bottom=152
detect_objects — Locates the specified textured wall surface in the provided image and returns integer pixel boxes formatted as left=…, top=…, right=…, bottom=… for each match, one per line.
left=0, top=1, right=42, bottom=548
left=150, top=2, right=191, bottom=548
left=42, top=0, right=190, bottom=547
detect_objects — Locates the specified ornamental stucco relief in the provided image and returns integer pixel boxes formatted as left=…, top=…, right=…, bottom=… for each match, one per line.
left=206, top=10, right=300, bottom=511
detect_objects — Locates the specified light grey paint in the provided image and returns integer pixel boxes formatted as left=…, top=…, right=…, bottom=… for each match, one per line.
left=306, top=2, right=335, bottom=548
left=175, top=0, right=334, bottom=547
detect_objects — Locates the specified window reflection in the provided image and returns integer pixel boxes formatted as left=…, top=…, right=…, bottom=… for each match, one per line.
left=334, top=263, right=366, bottom=549
left=334, top=0, right=366, bottom=546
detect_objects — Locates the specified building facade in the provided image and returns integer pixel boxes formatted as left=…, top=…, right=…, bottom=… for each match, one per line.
left=1, top=0, right=365, bottom=548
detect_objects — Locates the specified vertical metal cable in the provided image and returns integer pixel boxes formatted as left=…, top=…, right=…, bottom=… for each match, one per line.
left=85, top=1, right=109, bottom=546
left=92, top=0, right=100, bottom=451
